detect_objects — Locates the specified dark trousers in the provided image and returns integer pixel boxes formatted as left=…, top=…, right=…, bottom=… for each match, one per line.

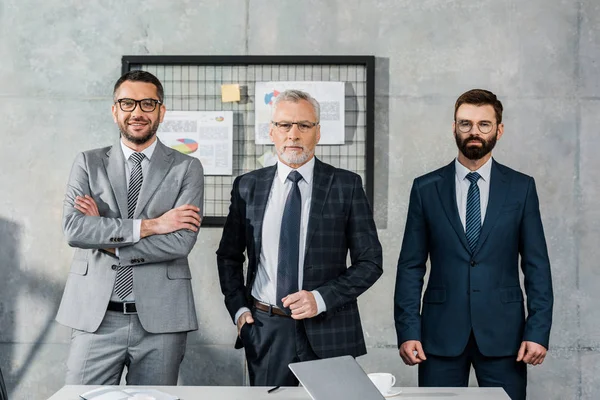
left=240, top=306, right=319, bottom=386
left=419, top=332, right=527, bottom=400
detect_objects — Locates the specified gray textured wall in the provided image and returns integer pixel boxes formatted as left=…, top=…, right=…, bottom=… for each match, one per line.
left=0, top=0, right=598, bottom=399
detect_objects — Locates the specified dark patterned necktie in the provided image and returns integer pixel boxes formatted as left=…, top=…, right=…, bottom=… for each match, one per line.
left=465, top=172, right=481, bottom=253
left=114, top=152, right=145, bottom=300
left=276, top=170, right=303, bottom=312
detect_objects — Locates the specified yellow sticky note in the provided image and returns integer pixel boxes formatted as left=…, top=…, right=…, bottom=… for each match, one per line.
left=221, top=84, right=241, bottom=102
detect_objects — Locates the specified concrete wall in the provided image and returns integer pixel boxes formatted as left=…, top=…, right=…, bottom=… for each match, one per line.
left=0, top=0, right=598, bottom=398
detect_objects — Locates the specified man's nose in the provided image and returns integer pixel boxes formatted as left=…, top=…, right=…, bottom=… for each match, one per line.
left=287, top=124, right=301, bottom=139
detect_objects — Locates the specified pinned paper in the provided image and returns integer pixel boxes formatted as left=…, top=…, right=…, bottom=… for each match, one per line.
left=221, top=84, right=241, bottom=102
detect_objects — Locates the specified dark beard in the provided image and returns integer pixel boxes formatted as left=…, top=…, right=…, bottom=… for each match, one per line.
left=120, top=117, right=159, bottom=145
left=455, top=130, right=498, bottom=160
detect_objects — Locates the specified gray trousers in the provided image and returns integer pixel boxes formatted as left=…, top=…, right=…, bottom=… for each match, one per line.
left=65, top=310, right=187, bottom=385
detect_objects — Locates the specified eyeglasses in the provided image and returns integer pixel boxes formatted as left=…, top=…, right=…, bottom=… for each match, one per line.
left=115, top=98, right=162, bottom=112
left=272, top=121, right=319, bottom=133
left=456, top=119, right=495, bottom=134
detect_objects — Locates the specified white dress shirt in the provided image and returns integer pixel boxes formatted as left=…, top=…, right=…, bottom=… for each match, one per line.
left=110, top=138, right=157, bottom=302
left=455, top=157, right=493, bottom=230
left=235, top=157, right=326, bottom=323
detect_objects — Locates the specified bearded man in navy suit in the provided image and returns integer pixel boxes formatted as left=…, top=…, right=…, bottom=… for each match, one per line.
left=394, top=89, right=553, bottom=400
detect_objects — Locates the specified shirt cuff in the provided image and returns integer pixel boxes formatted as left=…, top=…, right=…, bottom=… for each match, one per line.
left=235, top=307, right=252, bottom=325
left=133, top=219, right=142, bottom=243
left=312, top=290, right=327, bottom=315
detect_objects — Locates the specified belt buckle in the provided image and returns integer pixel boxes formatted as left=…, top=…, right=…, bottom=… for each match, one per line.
left=123, top=302, right=136, bottom=314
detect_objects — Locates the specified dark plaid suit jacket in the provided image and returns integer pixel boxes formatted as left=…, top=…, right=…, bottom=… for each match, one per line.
left=217, top=157, right=383, bottom=359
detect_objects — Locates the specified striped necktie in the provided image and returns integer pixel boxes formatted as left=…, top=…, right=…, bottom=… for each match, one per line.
left=114, top=152, right=145, bottom=300
left=465, top=172, right=481, bottom=253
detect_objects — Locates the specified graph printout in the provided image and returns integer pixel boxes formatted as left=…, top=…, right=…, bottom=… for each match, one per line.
left=158, top=111, right=233, bottom=176
left=254, top=81, right=345, bottom=145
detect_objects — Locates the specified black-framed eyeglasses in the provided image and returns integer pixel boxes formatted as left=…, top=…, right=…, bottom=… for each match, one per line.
left=115, top=98, right=162, bottom=112
left=271, top=121, right=319, bottom=133
left=456, top=119, right=495, bottom=134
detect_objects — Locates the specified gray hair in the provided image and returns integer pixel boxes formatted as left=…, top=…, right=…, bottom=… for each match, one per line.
left=272, top=89, right=320, bottom=122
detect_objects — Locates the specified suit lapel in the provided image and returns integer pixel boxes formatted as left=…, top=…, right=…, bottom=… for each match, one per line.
left=104, top=142, right=129, bottom=218
left=436, top=162, right=471, bottom=253
left=473, top=160, right=510, bottom=255
left=134, top=140, right=173, bottom=218
left=253, top=165, right=277, bottom=266
left=305, top=158, right=333, bottom=256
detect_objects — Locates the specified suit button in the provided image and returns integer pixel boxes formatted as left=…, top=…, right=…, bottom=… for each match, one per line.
left=119, top=238, right=124, bottom=242
left=111, top=265, right=118, bottom=270
left=470, top=261, right=476, bottom=267
left=109, top=238, right=114, bottom=242
left=140, top=258, right=145, bottom=262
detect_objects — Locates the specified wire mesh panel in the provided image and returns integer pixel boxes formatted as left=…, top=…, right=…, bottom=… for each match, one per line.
left=123, top=56, right=375, bottom=226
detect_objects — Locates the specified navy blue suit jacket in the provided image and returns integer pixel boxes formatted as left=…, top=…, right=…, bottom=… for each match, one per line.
left=394, top=159, right=553, bottom=357
left=217, top=158, right=383, bottom=359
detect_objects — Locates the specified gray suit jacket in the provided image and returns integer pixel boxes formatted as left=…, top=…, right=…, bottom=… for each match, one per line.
left=56, top=139, right=204, bottom=334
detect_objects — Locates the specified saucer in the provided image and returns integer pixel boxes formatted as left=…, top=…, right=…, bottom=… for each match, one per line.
left=383, top=388, right=402, bottom=398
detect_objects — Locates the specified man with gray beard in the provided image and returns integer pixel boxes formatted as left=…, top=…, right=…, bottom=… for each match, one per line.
left=217, top=89, right=382, bottom=386
left=56, top=70, right=204, bottom=385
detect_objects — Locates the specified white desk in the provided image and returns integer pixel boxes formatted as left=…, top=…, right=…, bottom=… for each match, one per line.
left=48, top=385, right=510, bottom=400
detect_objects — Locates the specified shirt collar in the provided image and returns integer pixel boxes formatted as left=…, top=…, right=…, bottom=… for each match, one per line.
left=120, top=138, right=157, bottom=162
left=455, top=156, right=493, bottom=182
left=276, top=157, right=315, bottom=185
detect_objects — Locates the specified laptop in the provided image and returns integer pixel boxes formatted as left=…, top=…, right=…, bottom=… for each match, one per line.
left=288, top=355, right=385, bottom=400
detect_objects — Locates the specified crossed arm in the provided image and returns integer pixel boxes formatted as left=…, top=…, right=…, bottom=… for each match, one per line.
left=63, top=152, right=204, bottom=264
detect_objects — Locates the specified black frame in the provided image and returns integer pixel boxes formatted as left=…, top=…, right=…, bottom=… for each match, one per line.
left=122, top=55, right=376, bottom=227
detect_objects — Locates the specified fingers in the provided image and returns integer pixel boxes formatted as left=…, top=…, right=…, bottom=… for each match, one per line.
left=75, top=195, right=99, bottom=216
left=237, top=312, right=254, bottom=337
left=399, top=341, right=425, bottom=366
left=282, top=291, right=317, bottom=319
left=282, top=292, right=301, bottom=308
left=516, top=342, right=526, bottom=362
left=175, top=204, right=201, bottom=213
left=518, top=342, right=547, bottom=365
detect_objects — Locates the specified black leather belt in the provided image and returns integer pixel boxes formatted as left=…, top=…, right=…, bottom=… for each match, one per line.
left=107, top=301, right=137, bottom=314
left=253, top=299, right=290, bottom=317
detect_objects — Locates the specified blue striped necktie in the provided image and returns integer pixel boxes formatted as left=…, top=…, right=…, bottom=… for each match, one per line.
left=276, top=170, right=303, bottom=313
left=114, top=152, right=145, bottom=300
left=465, top=172, right=481, bottom=253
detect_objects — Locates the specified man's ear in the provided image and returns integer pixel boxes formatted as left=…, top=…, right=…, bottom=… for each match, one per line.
left=111, top=104, right=118, bottom=123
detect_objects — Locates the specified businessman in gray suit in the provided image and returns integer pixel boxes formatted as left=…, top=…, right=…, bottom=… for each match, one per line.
left=56, top=70, right=204, bottom=385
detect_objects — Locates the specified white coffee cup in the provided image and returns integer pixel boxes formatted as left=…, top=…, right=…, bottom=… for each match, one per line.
left=368, top=372, right=396, bottom=394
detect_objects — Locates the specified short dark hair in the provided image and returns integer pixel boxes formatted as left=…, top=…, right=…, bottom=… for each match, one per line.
left=454, top=89, right=503, bottom=124
left=113, top=70, right=164, bottom=102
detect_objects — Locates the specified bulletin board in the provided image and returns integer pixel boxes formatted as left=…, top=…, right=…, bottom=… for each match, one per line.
left=122, top=55, right=375, bottom=227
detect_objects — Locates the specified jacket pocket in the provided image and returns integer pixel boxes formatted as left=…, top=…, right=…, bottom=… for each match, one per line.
left=500, top=287, right=524, bottom=303
left=167, top=261, right=192, bottom=280
left=423, top=288, right=446, bottom=304
left=69, top=260, right=88, bottom=276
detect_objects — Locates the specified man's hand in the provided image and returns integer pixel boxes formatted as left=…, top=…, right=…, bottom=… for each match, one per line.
left=74, top=195, right=100, bottom=216
left=517, top=341, right=547, bottom=365
left=282, top=290, right=318, bottom=320
left=141, top=204, right=201, bottom=238
left=237, top=311, right=254, bottom=337
left=399, top=340, right=427, bottom=366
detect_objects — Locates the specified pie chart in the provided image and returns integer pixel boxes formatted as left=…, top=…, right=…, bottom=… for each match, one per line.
left=171, top=138, right=198, bottom=155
